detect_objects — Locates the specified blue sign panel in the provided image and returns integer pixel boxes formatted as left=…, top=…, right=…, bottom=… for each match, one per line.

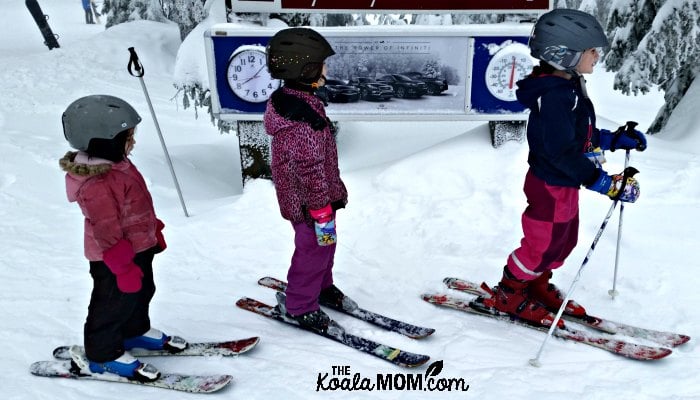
left=470, top=36, right=531, bottom=114
left=211, top=36, right=272, bottom=114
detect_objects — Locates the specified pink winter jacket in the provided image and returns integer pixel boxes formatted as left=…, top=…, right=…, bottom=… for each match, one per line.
left=60, top=151, right=159, bottom=261
left=264, top=87, right=348, bottom=224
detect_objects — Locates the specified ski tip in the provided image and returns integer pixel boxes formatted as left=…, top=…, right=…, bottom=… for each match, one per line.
left=402, top=355, right=431, bottom=368
left=653, top=348, right=674, bottom=360
left=257, top=276, right=274, bottom=284
left=409, top=328, right=436, bottom=339
left=421, top=293, right=448, bottom=304
left=676, top=335, right=691, bottom=346
left=236, top=297, right=262, bottom=308
left=52, top=346, right=71, bottom=359
left=219, top=336, right=261, bottom=354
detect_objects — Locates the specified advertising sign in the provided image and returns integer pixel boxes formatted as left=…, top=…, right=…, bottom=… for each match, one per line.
left=204, top=24, right=536, bottom=122
left=231, top=0, right=551, bottom=13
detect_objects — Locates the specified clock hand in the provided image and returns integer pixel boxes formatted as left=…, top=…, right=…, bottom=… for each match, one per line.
left=241, top=65, right=266, bottom=85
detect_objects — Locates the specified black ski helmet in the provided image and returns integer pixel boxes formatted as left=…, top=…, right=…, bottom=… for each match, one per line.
left=266, top=27, right=335, bottom=84
left=528, top=9, right=608, bottom=71
left=62, top=95, right=141, bottom=151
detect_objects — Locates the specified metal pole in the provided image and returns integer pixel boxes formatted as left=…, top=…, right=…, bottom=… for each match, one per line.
left=609, top=149, right=631, bottom=299
left=529, top=199, right=618, bottom=367
left=127, top=47, right=189, bottom=217
left=529, top=165, right=639, bottom=366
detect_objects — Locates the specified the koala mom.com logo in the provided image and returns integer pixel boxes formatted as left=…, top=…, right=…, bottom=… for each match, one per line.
left=316, top=360, right=470, bottom=392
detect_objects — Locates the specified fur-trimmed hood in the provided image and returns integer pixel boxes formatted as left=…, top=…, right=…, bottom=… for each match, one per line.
left=60, top=151, right=114, bottom=202
left=59, top=151, right=113, bottom=177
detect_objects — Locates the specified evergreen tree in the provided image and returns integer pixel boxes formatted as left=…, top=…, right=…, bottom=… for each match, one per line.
left=604, top=0, right=700, bottom=133
left=169, top=0, right=209, bottom=40
left=102, top=0, right=168, bottom=28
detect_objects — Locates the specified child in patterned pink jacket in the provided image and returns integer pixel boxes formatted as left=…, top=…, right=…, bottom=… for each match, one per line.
left=60, top=95, right=187, bottom=382
left=264, top=28, right=350, bottom=333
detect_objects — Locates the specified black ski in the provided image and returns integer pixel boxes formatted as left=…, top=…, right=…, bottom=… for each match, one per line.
left=236, top=295, right=430, bottom=368
left=25, top=0, right=60, bottom=50
left=258, top=276, right=435, bottom=339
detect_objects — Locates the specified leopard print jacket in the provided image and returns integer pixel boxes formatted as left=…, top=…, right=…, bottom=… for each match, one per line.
left=263, top=87, right=348, bottom=224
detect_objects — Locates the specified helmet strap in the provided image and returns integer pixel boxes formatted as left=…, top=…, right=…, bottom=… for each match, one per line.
left=577, top=74, right=590, bottom=99
left=283, top=80, right=317, bottom=93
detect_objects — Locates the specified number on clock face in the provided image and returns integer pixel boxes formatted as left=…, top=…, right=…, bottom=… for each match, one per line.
left=484, top=48, right=534, bottom=102
left=227, top=49, right=281, bottom=103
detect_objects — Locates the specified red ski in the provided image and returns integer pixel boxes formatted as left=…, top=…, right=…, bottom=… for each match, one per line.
left=443, top=277, right=690, bottom=347
left=422, top=292, right=672, bottom=361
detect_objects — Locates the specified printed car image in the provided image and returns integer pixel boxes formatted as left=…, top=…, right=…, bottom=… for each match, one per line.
left=400, top=72, right=449, bottom=95
left=348, top=77, right=395, bottom=101
left=375, top=74, right=428, bottom=98
left=321, top=78, right=361, bottom=103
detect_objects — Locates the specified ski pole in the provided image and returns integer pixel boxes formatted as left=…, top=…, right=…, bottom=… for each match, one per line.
left=608, top=149, right=631, bottom=299
left=529, top=166, right=639, bottom=367
left=127, top=47, right=190, bottom=217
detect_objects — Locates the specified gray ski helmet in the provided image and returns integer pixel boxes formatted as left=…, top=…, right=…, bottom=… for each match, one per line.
left=62, top=95, right=142, bottom=151
left=529, top=9, right=608, bottom=71
left=266, top=27, right=335, bottom=83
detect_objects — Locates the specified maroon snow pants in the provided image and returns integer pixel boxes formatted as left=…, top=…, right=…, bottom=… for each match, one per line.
left=506, top=169, right=580, bottom=280
left=284, top=221, right=336, bottom=316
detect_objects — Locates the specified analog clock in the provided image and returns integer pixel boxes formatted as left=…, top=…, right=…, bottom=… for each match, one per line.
left=226, top=47, right=281, bottom=103
left=484, top=43, right=534, bottom=102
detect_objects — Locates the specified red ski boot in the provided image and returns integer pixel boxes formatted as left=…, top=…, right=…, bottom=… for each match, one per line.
left=486, top=268, right=564, bottom=329
left=527, top=271, right=587, bottom=317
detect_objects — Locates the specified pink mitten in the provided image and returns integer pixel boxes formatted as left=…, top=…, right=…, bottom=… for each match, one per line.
left=103, top=239, right=143, bottom=293
left=155, top=218, right=167, bottom=253
left=309, top=204, right=333, bottom=223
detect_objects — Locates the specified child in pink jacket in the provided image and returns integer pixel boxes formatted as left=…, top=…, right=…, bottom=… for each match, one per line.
left=60, top=95, right=187, bottom=382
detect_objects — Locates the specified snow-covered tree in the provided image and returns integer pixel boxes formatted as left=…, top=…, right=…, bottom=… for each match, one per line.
left=169, top=0, right=209, bottom=40
left=103, top=0, right=209, bottom=40
left=102, top=0, right=168, bottom=28
left=604, top=0, right=700, bottom=133
left=557, top=0, right=583, bottom=8
left=578, top=0, right=613, bottom=24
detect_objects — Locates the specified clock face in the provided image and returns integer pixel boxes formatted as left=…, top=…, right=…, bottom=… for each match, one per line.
left=227, top=48, right=281, bottom=103
left=484, top=45, right=534, bottom=102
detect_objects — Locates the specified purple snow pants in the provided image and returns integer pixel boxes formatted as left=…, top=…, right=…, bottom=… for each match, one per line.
left=506, top=169, right=579, bottom=281
left=284, top=220, right=336, bottom=316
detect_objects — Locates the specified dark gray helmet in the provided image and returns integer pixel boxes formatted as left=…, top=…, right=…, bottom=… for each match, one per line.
left=62, top=95, right=141, bottom=151
left=529, top=9, right=608, bottom=70
left=266, top=27, right=335, bottom=83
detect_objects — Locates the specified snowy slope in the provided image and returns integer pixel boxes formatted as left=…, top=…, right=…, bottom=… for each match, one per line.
left=1, top=1, right=698, bottom=399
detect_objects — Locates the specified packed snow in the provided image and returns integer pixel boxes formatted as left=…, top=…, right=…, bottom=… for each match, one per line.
left=1, top=1, right=698, bottom=399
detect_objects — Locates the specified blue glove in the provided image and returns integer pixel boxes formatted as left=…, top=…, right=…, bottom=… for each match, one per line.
left=586, top=167, right=640, bottom=203
left=598, top=121, right=647, bottom=152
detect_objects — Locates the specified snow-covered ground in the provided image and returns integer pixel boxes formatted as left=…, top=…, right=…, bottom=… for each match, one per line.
left=2, top=1, right=698, bottom=399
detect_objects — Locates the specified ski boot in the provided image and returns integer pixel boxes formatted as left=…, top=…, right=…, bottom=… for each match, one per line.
left=526, top=271, right=587, bottom=317
left=276, top=291, right=331, bottom=334
left=319, top=284, right=358, bottom=311
left=483, top=268, right=564, bottom=328
left=69, top=345, right=160, bottom=382
left=124, top=328, right=188, bottom=353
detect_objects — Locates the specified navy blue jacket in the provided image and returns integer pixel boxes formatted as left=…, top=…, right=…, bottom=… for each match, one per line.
left=516, top=74, right=600, bottom=188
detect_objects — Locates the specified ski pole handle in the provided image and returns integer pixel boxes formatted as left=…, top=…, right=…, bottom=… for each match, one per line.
left=127, top=47, right=145, bottom=77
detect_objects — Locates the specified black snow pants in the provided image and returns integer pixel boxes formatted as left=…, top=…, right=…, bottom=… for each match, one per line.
left=84, top=246, right=157, bottom=362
